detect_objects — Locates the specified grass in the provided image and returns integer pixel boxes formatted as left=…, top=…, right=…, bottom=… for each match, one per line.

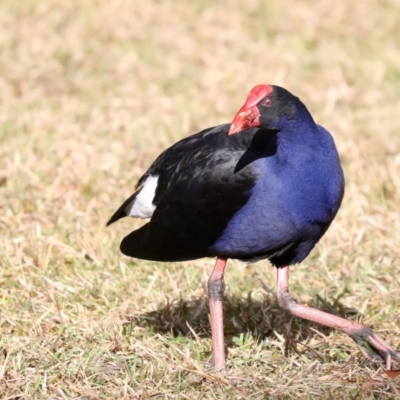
left=1, top=0, right=400, bottom=398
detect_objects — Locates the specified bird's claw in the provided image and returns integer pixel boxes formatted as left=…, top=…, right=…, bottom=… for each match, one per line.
left=350, top=326, right=400, bottom=370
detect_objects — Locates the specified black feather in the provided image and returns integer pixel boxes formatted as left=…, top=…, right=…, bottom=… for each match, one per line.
left=106, top=188, right=142, bottom=226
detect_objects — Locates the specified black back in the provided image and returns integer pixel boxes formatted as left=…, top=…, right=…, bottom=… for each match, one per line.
left=110, top=124, right=277, bottom=261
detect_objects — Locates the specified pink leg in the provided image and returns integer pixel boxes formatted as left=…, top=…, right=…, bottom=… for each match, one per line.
left=208, top=257, right=227, bottom=371
left=276, top=266, right=400, bottom=370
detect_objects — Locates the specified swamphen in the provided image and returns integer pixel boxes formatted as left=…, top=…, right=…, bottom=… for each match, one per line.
left=108, top=85, right=400, bottom=370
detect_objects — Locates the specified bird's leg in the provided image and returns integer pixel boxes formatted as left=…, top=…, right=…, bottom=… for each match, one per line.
left=208, top=257, right=227, bottom=371
left=276, top=266, right=400, bottom=370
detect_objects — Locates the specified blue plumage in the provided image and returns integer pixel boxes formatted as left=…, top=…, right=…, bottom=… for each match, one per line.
left=108, top=84, right=400, bottom=371
left=109, top=85, right=344, bottom=266
left=212, top=120, right=344, bottom=265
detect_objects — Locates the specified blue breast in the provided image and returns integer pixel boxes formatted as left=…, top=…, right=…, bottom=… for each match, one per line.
left=211, top=125, right=344, bottom=265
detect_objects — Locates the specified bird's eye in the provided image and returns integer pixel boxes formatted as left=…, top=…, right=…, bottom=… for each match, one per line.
left=262, top=98, right=273, bottom=107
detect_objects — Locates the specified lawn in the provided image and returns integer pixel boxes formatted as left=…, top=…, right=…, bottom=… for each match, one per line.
left=1, top=0, right=400, bottom=398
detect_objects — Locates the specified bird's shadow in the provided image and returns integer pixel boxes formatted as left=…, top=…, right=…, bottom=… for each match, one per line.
left=125, top=290, right=359, bottom=359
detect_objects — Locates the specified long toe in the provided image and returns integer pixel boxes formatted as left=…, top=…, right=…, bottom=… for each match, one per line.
left=350, top=326, right=400, bottom=369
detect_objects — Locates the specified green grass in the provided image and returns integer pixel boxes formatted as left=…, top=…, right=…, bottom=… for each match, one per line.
left=1, top=0, right=400, bottom=398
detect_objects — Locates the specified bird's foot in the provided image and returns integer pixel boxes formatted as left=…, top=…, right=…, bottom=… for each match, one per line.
left=349, top=326, right=400, bottom=370
left=207, top=356, right=226, bottom=372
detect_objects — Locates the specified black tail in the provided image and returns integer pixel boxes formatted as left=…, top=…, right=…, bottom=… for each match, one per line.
left=120, top=223, right=205, bottom=262
left=120, top=223, right=154, bottom=259
left=106, top=190, right=141, bottom=226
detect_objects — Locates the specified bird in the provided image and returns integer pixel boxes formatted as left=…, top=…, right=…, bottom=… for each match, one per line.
left=107, top=84, right=400, bottom=371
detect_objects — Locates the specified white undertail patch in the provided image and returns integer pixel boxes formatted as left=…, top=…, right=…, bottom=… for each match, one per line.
left=125, top=175, right=158, bottom=219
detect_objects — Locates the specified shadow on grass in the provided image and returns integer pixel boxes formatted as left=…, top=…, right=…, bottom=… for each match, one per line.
left=127, top=291, right=359, bottom=359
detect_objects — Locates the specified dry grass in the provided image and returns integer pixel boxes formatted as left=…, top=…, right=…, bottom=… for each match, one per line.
left=1, top=0, right=400, bottom=398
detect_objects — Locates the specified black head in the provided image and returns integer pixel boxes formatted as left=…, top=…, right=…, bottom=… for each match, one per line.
left=228, top=85, right=312, bottom=134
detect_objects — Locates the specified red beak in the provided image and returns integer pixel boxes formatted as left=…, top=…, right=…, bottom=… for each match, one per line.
left=228, top=107, right=261, bottom=135
left=228, top=85, right=274, bottom=135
